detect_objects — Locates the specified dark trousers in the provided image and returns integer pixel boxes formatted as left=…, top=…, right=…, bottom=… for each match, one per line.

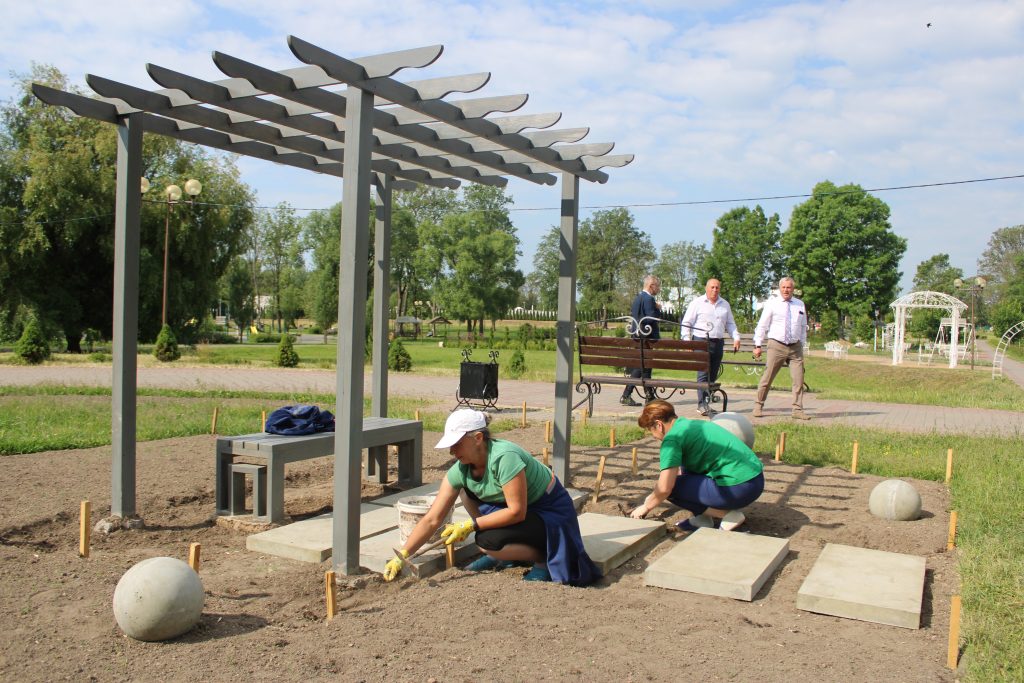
left=622, top=367, right=654, bottom=400
left=697, top=338, right=724, bottom=407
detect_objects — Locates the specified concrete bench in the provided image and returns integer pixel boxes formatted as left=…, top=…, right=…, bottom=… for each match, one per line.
left=215, top=417, right=423, bottom=523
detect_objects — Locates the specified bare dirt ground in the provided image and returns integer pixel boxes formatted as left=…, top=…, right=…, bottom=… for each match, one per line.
left=0, top=422, right=958, bottom=682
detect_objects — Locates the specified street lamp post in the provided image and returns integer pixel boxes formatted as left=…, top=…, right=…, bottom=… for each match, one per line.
left=954, top=276, right=986, bottom=370
left=142, top=178, right=202, bottom=327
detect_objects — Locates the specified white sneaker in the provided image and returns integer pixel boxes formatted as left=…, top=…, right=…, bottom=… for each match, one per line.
left=719, top=510, right=746, bottom=532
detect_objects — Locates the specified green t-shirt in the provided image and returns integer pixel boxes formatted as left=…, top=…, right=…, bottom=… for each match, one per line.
left=446, top=438, right=551, bottom=504
left=659, top=418, right=762, bottom=486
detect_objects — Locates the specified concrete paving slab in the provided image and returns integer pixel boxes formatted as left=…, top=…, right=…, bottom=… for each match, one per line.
left=796, top=543, right=926, bottom=629
left=246, top=504, right=401, bottom=562
left=360, top=527, right=478, bottom=576
left=577, top=513, right=665, bottom=574
left=644, top=528, right=789, bottom=601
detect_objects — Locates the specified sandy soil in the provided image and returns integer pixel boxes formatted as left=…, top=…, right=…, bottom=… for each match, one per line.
left=0, top=421, right=958, bottom=682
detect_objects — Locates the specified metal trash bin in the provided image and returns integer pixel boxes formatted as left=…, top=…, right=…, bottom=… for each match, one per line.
left=456, top=349, right=499, bottom=409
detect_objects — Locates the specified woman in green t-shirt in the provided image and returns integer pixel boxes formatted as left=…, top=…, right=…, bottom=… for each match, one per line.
left=383, top=409, right=599, bottom=586
left=629, top=400, right=764, bottom=532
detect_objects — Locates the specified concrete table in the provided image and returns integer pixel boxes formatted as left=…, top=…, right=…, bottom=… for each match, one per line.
left=215, top=417, right=422, bottom=523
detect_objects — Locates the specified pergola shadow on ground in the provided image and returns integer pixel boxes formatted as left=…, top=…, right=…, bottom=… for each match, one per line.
left=34, top=37, right=632, bottom=573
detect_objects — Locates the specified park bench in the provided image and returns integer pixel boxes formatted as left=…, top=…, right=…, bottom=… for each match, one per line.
left=574, top=318, right=727, bottom=417
left=215, top=416, right=422, bottom=523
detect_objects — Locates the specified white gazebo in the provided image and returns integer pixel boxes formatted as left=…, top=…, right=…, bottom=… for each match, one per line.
left=889, top=291, right=968, bottom=367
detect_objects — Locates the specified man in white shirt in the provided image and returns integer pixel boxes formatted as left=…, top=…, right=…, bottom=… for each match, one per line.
left=681, top=279, right=742, bottom=416
left=752, top=277, right=810, bottom=420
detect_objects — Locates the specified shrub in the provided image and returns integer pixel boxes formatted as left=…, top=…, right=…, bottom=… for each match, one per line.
left=274, top=334, right=300, bottom=367
left=153, top=324, right=181, bottom=362
left=250, top=332, right=283, bottom=344
left=507, top=349, right=527, bottom=378
left=14, top=319, right=51, bottom=364
left=388, top=339, right=413, bottom=372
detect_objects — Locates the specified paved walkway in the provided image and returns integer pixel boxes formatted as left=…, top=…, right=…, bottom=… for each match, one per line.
left=4, top=359, right=1023, bottom=437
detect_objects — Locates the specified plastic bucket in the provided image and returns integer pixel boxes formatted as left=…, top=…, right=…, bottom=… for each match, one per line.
left=396, top=495, right=452, bottom=545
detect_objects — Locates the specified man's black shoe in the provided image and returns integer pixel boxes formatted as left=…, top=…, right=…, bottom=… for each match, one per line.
left=620, top=396, right=641, bottom=407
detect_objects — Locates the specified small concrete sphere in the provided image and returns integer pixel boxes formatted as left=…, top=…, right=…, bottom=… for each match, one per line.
left=113, top=557, right=204, bottom=641
left=711, top=411, right=755, bottom=448
left=868, top=479, right=923, bottom=521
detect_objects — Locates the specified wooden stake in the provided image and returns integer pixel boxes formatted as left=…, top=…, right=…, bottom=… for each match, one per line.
left=631, top=447, right=638, bottom=476
left=545, top=420, right=551, bottom=444
left=945, top=448, right=954, bottom=484
left=542, top=447, right=549, bottom=467
left=581, top=411, right=588, bottom=427
left=79, top=500, right=90, bottom=558
left=593, top=455, right=608, bottom=502
left=211, top=406, right=219, bottom=435
left=521, top=401, right=527, bottom=427
left=445, top=544, right=455, bottom=569
left=609, top=427, right=616, bottom=448
left=850, top=441, right=859, bottom=474
left=947, top=510, right=958, bottom=551
left=325, top=570, right=337, bottom=621
left=188, top=542, right=201, bottom=572
left=779, top=431, right=787, bottom=456
left=415, top=409, right=421, bottom=422
left=774, top=441, right=781, bottom=462
left=947, top=595, right=962, bottom=670
left=261, top=410, right=266, bottom=431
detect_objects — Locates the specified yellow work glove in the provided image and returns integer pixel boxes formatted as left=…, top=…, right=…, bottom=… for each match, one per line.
left=383, top=549, right=408, bottom=582
left=440, top=519, right=476, bottom=546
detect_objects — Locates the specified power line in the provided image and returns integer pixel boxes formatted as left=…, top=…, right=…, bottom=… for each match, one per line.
left=1, top=172, right=1021, bottom=228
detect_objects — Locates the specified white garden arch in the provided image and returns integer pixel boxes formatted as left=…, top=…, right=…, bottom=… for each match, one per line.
left=992, top=321, right=1024, bottom=379
left=890, top=291, right=968, bottom=367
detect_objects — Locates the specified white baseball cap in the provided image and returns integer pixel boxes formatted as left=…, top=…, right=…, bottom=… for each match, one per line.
left=435, top=409, right=488, bottom=449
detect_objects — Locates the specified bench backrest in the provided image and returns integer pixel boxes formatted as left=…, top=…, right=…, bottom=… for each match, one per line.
left=577, top=335, right=710, bottom=374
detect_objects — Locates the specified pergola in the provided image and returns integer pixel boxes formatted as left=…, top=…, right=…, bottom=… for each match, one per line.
left=33, top=37, right=632, bottom=574
left=889, top=291, right=967, bottom=368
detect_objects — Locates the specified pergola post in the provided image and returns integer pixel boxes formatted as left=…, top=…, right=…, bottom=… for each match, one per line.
left=333, top=85, right=375, bottom=574
left=372, top=176, right=392, bottom=418
left=111, top=113, right=143, bottom=519
left=949, top=308, right=960, bottom=368
left=552, top=172, right=579, bottom=483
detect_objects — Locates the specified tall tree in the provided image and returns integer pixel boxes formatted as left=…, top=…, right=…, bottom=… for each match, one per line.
left=257, top=202, right=302, bottom=332
left=701, top=206, right=783, bottom=324
left=418, top=186, right=522, bottom=331
left=301, top=203, right=342, bottom=335
left=978, top=225, right=1024, bottom=302
left=656, top=240, right=708, bottom=311
left=577, top=208, right=655, bottom=318
left=0, top=65, right=255, bottom=348
left=222, top=256, right=255, bottom=341
left=393, top=186, right=460, bottom=317
left=525, top=225, right=562, bottom=311
left=783, top=181, right=906, bottom=336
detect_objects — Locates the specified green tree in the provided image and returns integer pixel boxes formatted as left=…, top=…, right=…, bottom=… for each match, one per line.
left=387, top=338, right=413, bottom=372
left=394, top=186, right=460, bottom=318
left=577, top=208, right=655, bottom=317
left=0, top=65, right=255, bottom=350
left=909, top=254, right=965, bottom=339
left=525, top=226, right=562, bottom=311
left=153, top=324, right=180, bottom=362
left=274, top=334, right=299, bottom=367
left=655, top=240, right=708, bottom=310
left=222, top=256, right=255, bottom=341
left=257, top=203, right=302, bottom=333
left=14, top=317, right=50, bottom=364
left=419, top=186, right=523, bottom=332
left=702, top=206, right=783, bottom=326
left=301, top=203, right=342, bottom=335
left=978, top=225, right=1024, bottom=303
left=783, top=181, right=906, bottom=337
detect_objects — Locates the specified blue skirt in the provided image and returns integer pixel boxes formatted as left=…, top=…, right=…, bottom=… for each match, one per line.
left=478, top=479, right=601, bottom=587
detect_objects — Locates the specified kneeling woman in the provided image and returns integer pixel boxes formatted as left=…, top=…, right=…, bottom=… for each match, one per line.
left=630, top=400, right=764, bottom=531
left=384, top=409, right=600, bottom=586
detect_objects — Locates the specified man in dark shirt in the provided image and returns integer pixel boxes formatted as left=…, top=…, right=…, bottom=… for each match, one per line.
left=621, top=274, right=662, bottom=407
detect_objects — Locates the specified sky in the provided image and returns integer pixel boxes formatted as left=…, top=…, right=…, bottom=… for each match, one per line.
left=2, top=0, right=1022, bottom=295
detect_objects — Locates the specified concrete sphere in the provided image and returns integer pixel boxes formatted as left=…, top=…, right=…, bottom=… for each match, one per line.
left=711, top=412, right=755, bottom=448
left=113, top=557, right=204, bottom=641
left=868, top=479, right=923, bottom=521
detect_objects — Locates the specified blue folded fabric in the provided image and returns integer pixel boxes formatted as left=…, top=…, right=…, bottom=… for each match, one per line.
left=264, top=405, right=335, bottom=435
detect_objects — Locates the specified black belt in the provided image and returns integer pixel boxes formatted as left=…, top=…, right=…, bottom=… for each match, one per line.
left=770, top=338, right=799, bottom=345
